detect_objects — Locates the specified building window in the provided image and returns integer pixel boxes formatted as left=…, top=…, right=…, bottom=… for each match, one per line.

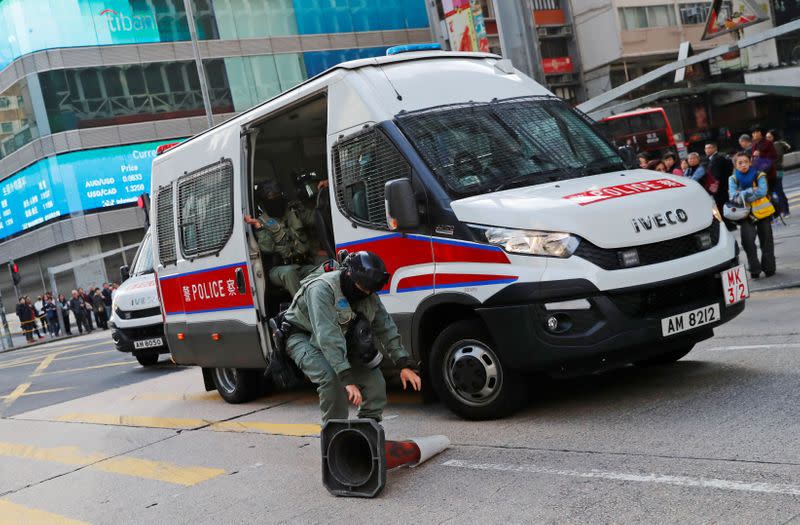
left=333, top=128, right=411, bottom=230
left=679, top=2, right=712, bottom=25
left=0, top=79, right=39, bottom=161
left=618, top=5, right=676, bottom=30
left=178, top=159, right=234, bottom=257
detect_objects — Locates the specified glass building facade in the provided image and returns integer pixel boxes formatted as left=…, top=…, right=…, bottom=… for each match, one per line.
left=0, top=0, right=431, bottom=244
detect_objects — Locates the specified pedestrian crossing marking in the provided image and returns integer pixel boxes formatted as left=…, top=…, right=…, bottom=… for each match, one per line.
left=55, top=412, right=321, bottom=436
left=0, top=499, right=89, bottom=525
left=0, top=441, right=224, bottom=486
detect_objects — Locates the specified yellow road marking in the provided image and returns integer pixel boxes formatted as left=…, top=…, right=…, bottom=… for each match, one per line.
left=2, top=383, right=30, bottom=406
left=129, top=392, right=220, bottom=402
left=0, top=500, right=89, bottom=525
left=56, top=413, right=321, bottom=436
left=210, top=421, right=321, bottom=436
left=45, top=361, right=136, bottom=375
left=0, top=442, right=224, bottom=487
left=0, top=343, right=107, bottom=370
left=0, top=387, right=72, bottom=400
left=57, top=350, right=114, bottom=361
left=31, top=354, right=56, bottom=377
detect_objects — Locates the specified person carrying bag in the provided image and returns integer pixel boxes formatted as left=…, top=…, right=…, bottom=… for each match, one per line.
left=728, top=152, right=776, bottom=279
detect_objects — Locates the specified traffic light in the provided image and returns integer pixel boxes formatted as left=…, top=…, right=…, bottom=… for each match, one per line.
left=10, top=262, right=20, bottom=286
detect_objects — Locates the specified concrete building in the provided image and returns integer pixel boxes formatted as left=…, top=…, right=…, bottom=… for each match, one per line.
left=0, top=0, right=432, bottom=311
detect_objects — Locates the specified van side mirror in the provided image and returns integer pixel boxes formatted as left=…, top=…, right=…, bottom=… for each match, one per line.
left=384, top=179, right=419, bottom=231
left=617, top=146, right=636, bottom=169
left=120, top=265, right=130, bottom=282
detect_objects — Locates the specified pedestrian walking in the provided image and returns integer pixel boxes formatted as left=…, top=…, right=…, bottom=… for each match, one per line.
left=69, top=290, right=92, bottom=334
left=79, top=288, right=95, bottom=331
left=16, top=297, right=37, bottom=343
left=43, top=295, right=60, bottom=337
left=767, top=129, right=791, bottom=216
left=662, top=153, right=683, bottom=176
left=25, top=297, right=44, bottom=339
left=729, top=152, right=776, bottom=279
left=705, top=142, right=735, bottom=230
left=58, top=293, right=72, bottom=335
left=93, top=289, right=108, bottom=330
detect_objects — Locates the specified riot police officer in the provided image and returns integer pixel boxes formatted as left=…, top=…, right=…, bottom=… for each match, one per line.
left=283, top=251, right=421, bottom=422
left=244, top=181, right=318, bottom=295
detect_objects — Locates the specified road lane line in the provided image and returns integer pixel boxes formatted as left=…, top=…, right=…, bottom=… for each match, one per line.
left=2, top=383, right=30, bottom=406
left=0, top=387, right=73, bottom=400
left=442, top=459, right=800, bottom=496
left=45, top=361, right=136, bottom=375
left=0, top=500, right=89, bottom=525
left=702, top=343, right=800, bottom=352
left=55, top=413, right=321, bottom=436
left=0, top=442, right=224, bottom=487
left=31, top=354, right=57, bottom=377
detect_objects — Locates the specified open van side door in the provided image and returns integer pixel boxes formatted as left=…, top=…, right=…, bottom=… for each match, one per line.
left=155, top=151, right=266, bottom=369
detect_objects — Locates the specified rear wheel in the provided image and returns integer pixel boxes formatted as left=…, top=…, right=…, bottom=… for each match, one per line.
left=635, top=343, right=695, bottom=366
left=212, top=367, right=260, bottom=404
left=135, top=352, right=159, bottom=366
left=429, top=320, right=526, bottom=420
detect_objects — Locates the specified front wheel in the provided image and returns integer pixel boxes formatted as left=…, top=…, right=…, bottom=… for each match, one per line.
left=212, top=367, right=260, bottom=404
left=429, top=320, right=527, bottom=420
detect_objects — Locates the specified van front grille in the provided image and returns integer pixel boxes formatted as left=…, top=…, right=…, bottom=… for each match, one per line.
left=574, top=222, right=721, bottom=270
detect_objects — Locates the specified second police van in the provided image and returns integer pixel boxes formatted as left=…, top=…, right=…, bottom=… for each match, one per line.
left=150, top=49, right=747, bottom=419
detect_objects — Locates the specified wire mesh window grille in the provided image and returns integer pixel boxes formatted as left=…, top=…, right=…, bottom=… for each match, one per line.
left=155, top=185, right=176, bottom=266
left=178, top=159, right=234, bottom=257
left=333, top=128, right=411, bottom=229
left=395, top=96, right=623, bottom=199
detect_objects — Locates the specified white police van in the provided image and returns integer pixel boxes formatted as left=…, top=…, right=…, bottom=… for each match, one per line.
left=110, top=228, right=170, bottom=366
left=150, top=48, right=747, bottom=418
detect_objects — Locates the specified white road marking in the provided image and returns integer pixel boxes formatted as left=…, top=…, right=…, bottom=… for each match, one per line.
left=701, top=343, right=800, bottom=352
left=442, top=459, right=800, bottom=496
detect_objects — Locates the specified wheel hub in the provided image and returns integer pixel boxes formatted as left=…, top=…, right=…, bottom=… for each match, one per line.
left=451, top=355, right=487, bottom=394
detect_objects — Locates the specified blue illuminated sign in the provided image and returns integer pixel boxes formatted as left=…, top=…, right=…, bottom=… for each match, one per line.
left=0, top=139, right=179, bottom=240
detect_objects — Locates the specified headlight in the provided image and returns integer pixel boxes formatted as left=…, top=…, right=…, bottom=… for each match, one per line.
left=483, top=228, right=579, bottom=257
left=711, top=203, right=723, bottom=223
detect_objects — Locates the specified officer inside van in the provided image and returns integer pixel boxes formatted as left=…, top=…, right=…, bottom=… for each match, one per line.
left=283, top=251, right=421, bottom=422
left=244, top=179, right=319, bottom=296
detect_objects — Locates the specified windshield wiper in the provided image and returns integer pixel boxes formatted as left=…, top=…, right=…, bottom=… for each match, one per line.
left=493, top=167, right=574, bottom=192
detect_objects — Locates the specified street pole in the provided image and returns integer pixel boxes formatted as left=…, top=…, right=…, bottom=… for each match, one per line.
left=0, top=287, right=12, bottom=349
left=183, top=0, right=214, bottom=129
left=493, top=0, right=546, bottom=85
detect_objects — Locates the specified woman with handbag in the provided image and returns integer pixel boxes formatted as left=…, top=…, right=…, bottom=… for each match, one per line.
left=729, top=152, right=776, bottom=279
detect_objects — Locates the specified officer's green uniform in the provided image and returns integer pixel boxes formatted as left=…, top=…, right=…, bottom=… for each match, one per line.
left=254, top=204, right=317, bottom=295
left=284, top=270, right=413, bottom=422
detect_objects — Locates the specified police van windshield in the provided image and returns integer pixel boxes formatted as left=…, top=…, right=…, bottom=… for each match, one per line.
left=130, top=232, right=154, bottom=277
left=395, top=96, right=624, bottom=198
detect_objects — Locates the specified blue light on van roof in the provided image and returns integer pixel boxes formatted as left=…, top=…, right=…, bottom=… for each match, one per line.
left=386, top=43, right=442, bottom=55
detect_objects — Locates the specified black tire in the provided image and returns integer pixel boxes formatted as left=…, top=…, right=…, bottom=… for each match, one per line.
left=635, top=343, right=695, bottom=366
left=429, top=320, right=526, bottom=420
left=212, top=367, right=261, bottom=404
left=135, top=352, right=159, bottom=366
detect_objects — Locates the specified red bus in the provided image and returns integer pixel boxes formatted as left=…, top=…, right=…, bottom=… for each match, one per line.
left=595, top=107, right=678, bottom=156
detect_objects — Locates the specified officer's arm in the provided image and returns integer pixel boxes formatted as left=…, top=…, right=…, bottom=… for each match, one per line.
left=305, top=282, right=354, bottom=384
left=253, top=222, right=276, bottom=254
left=371, top=298, right=415, bottom=370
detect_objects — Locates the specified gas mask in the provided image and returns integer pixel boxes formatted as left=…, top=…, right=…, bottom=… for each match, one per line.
left=345, top=312, right=382, bottom=369
left=261, top=196, right=287, bottom=218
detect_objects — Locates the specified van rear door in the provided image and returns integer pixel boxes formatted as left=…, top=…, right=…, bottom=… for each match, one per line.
left=156, top=155, right=266, bottom=369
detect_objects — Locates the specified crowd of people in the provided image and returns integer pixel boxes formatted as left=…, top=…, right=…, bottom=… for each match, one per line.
left=637, top=125, right=793, bottom=280
left=14, top=283, right=118, bottom=343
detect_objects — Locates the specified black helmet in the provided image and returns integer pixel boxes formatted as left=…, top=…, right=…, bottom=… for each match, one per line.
left=342, top=251, right=390, bottom=293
